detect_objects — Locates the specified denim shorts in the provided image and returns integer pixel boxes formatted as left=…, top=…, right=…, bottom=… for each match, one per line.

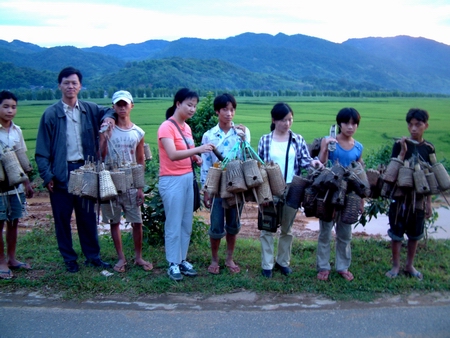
left=0, top=192, right=26, bottom=221
left=208, top=197, right=242, bottom=239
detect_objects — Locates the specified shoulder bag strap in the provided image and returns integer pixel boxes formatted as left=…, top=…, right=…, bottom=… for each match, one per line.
left=284, top=132, right=292, bottom=182
left=168, top=119, right=197, bottom=177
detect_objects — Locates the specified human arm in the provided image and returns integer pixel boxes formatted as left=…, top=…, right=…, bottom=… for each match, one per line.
left=160, top=138, right=213, bottom=161
left=34, top=110, right=55, bottom=188
left=23, top=178, right=34, bottom=199
left=318, top=136, right=336, bottom=164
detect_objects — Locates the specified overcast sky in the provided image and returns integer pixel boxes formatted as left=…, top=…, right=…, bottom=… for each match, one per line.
left=1, top=0, right=450, bottom=48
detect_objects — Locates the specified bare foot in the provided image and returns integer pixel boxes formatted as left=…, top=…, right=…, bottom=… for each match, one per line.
left=134, top=259, right=153, bottom=271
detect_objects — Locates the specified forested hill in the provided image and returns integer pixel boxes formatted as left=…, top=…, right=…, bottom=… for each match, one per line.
left=1, top=33, right=450, bottom=94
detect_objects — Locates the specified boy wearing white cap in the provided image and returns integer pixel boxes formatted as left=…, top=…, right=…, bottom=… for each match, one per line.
left=100, top=90, right=153, bottom=273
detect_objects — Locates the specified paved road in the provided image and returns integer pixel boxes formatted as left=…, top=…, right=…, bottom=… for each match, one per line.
left=1, top=291, right=449, bottom=337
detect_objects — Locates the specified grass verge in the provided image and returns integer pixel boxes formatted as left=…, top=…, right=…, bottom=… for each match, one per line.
left=2, top=225, right=449, bottom=302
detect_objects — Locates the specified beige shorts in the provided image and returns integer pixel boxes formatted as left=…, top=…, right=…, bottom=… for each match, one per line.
left=101, top=189, right=142, bottom=224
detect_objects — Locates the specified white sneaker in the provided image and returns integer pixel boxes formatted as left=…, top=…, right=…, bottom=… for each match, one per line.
left=179, top=260, right=198, bottom=276
left=167, top=263, right=183, bottom=281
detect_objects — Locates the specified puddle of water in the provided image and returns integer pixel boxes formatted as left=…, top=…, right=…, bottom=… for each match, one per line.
left=306, top=207, right=450, bottom=239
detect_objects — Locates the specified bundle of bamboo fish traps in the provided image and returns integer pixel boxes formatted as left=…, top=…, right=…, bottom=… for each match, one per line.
left=1, top=146, right=28, bottom=186
left=383, top=156, right=403, bottom=183
left=347, top=161, right=371, bottom=198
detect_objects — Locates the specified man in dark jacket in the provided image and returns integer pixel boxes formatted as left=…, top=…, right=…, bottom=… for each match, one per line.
left=35, top=67, right=115, bottom=273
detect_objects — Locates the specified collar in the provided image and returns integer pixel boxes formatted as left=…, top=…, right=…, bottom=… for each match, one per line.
left=62, top=100, right=80, bottom=112
left=0, top=121, right=17, bottom=131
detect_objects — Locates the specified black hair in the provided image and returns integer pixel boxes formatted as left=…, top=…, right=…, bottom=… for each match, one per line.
left=270, top=102, right=293, bottom=131
left=406, top=108, right=429, bottom=123
left=58, top=67, right=83, bottom=84
left=165, top=88, right=199, bottom=120
left=0, top=90, right=18, bottom=105
left=336, top=107, right=361, bottom=133
left=213, top=93, right=237, bottom=112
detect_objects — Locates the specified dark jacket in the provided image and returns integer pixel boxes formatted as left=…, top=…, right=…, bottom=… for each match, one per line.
left=35, top=100, right=115, bottom=188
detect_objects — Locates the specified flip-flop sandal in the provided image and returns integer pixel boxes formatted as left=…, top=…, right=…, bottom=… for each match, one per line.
left=207, top=265, right=220, bottom=275
left=113, top=262, right=127, bottom=273
left=404, top=270, right=423, bottom=280
left=0, top=269, right=13, bottom=280
left=385, top=270, right=398, bottom=279
left=135, top=262, right=153, bottom=271
left=225, top=264, right=240, bottom=274
left=9, top=262, right=32, bottom=270
left=317, top=270, right=330, bottom=281
left=338, top=270, right=354, bottom=281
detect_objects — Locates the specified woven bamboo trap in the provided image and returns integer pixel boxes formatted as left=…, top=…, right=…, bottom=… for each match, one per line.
left=285, top=175, right=311, bottom=209
left=255, top=167, right=273, bottom=204
left=397, top=160, right=414, bottom=188
left=242, top=159, right=263, bottom=188
left=383, top=157, right=403, bottom=183
left=429, top=154, right=450, bottom=191
left=80, top=170, right=98, bottom=199
left=68, top=169, right=84, bottom=196
left=225, top=160, right=247, bottom=193
left=99, top=168, right=118, bottom=201
left=1, top=149, right=27, bottom=186
left=341, top=192, right=361, bottom=224
left=204, top=166, right=222, bottom=196
left=14, top=148, right=33, bottom=173
left=131, top=164, right=145, bottom=189
left=413, top=164, right=430, bottom=194
left=265, top=162, right=286, bottom=197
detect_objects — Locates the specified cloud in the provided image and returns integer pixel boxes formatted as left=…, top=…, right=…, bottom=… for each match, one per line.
left=1, top=0, right=450, bottom=47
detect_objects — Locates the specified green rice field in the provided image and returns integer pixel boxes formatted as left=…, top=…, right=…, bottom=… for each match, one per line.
left=15, top=96, right=450, bottom=161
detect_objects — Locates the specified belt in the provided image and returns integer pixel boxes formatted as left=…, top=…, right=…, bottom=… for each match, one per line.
left=68, top=160, right=84, bottom=164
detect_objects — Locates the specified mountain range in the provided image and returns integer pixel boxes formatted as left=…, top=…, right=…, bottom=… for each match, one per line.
left=1, top=32, right=449, bottom=94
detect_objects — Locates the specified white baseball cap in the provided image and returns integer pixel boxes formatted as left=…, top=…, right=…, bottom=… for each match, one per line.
left=112, top=90, right=133, bottom=104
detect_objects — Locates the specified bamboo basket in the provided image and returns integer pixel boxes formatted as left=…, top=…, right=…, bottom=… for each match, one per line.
left=348, top=172, right=371, bottom=198
left=143, top=143, right=152, bottom=161
left=110, top=170, right=127, bottom=194
left=413, top=164, right=430, bottom=194
left=119, top=166, right=134, bottom=190
left=255, top=167, right=273, bottom=204
left=380, top=181, right=394, bottom=198
left=14, top=148, right=33, bottom=173
left=366, top=169, right=380, bottom=187
left=242, top=159, right=263, bottom=188
left=204, top=166, right=222, bottom=196
left=424, top=169, right=440, bottom=195
left=225, top=160, right=247, bottom=193
left=331, top=179, right=347, bottom=206
left=429, top=154, right=450, bottom=191
left=68, top=169, right=83, bottom=196
left=316, top=196, right=334, bottom=222
left=341, top=192, right=361, bottom=224
left=265, top=163, right=286, bottom=197
left=397, top=160, right=414, bottom=188
left=285, top=175, right=311, bottom=209
left=1, top=150, right=27, bottom=186
left=219, top=170, right=233, bottom=199
left=131, top=164, right=145, bottom=189
left=383, top=157, right=403, bottom=183
left=302, top=187, right=317, bottom=217
left=99, top=169, right=118, bottom=201
left=80, top=170, right=98, bottom=199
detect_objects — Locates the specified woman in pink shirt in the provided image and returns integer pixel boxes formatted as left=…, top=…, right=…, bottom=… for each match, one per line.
left=157, top=88, right=213, bottom=281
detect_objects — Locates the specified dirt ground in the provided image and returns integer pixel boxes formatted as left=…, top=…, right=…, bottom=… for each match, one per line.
left=19, top=192, right=386, bottom=241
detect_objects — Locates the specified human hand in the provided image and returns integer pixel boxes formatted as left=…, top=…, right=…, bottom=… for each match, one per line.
left=234, top=125, right=246, bottom=139
left=204, top=191, right=212, bottom=209
left=46, top=179, right=54, bottom=193
left=310, top=160, right=323, bottom=168
left=192, top=154, right=203, bottom=166
left=136, top=189, right=145, bottom=206
left=198, top=143, right=214, bottom=154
